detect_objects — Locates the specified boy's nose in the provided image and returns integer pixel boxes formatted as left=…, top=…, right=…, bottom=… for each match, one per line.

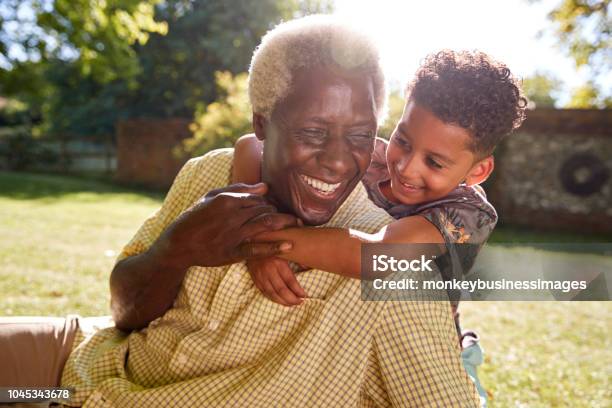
left=396, top=154, right=421, bottom=178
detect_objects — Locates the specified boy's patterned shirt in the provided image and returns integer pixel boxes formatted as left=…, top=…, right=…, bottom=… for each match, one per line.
left=61, top=148, right=479, bottom=407
left=363, top=138, right=498, bottom=266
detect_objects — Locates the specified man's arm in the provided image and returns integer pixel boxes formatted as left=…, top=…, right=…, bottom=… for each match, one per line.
left=110, top=182, right=298, bottom=331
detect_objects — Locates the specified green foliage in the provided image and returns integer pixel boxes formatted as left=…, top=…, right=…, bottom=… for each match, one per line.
left=0, top=125, right=58, bottom=170
left=123, top=0, right=299, bottom=119
left=32, top=0, right=168, bottom=83
left=522, top=72, right=561, bottom=108
left=0, top=0, right=167, bottom=138
left=378, top=90, right=405, bottom=139
left=547, top=0, right=610, bottom=72
left=0, top=0, right=332, bottom=141
left=181, top=71, right=251, bottom=156
left=530, top=0, right=611, bottom=105
left=567, top=81, right=612, bottom=108
left=0, top=97, right=31, bottom=125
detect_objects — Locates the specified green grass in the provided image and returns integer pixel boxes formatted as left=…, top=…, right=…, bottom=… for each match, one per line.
left=1, top=171, right=610, bottom=407
left=489, top=225, right=612, bottom=244
left=0, top=171, right=162, bottom=316
left=461, top=302, right=611, bottom=407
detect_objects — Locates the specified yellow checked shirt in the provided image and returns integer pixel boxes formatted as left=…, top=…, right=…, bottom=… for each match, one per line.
left=61, top=148, right=479, bottom=407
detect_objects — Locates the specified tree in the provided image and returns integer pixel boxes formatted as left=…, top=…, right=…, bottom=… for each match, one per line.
left=530, top=0, right=611, bottom=106
left=567, top=81, right=612, bottom=107
left=546, top=0, right=610, bottom=74
left=180, top=71, right=251, bottom=156
left=378, top=90, right=405, bottom=139
left=122, top=0, right=330, bottom=119
left=0, top=0, right=168, bottom=139
left=522, top=72, right=561, bottom=108
left=0, top=0, right=168, bottom=84
left=0, top=0, right=332, bottom=140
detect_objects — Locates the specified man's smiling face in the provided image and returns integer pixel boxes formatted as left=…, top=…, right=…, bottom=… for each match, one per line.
left=256, top=67, right=378, bottom=225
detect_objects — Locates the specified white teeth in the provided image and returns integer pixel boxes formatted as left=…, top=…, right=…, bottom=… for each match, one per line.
left=300, top=175, right=341, bottom=194
left=401, top=181, right=421, bottom=189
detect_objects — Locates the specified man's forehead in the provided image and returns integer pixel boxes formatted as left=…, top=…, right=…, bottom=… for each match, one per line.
left=273, top=67, right=376, bottom=120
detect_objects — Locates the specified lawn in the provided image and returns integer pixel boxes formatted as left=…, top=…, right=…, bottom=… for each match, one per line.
left=0, top=171, right=162, bottom=316
left=1, top=171, right=610, bottom=407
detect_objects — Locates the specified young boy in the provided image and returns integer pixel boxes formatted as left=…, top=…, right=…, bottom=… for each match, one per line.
left=232, top=50, right=526, bottom=406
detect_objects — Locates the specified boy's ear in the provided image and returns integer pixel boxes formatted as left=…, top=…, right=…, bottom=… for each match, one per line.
left=253, top=113, right=267, bottom=141
left=465, top=155, right=494, bottom=186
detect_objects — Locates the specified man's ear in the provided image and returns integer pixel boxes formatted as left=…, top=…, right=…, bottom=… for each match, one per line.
left=465, top=155, right=494, bottom=186
left=253, top=113, right=267, bottom=141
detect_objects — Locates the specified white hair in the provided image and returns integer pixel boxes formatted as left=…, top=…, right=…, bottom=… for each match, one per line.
left=248, top=15, right=387, bottom=121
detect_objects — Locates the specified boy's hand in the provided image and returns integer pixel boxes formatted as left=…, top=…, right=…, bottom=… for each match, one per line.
left=247, top=257, right=307, bottom=306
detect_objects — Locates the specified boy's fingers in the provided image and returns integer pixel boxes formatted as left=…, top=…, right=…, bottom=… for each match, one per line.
left=268, top=271, right=302, bottom=305
left=261, top=279, right=288, bottom=306
left=277, top=263, right=307, bottom=298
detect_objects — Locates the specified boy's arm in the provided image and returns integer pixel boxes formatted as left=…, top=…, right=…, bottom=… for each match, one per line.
left=232, top=134, right=263, bottom=184
left=254, top=216, right=445, bottom=279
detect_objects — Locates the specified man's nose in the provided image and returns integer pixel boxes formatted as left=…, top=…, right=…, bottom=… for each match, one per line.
left=318, top=136, right=352, bottom=177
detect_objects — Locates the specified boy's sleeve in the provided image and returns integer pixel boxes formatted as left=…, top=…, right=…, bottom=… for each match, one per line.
left=419, top=194, right=498, bottom=280
left=371, top=300, right=480, bottom=407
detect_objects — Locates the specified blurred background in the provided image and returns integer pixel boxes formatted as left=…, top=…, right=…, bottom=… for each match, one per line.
left=0, top=1, right=610, bottom=406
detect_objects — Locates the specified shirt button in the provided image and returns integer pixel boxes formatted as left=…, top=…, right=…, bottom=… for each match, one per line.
left=208, top=319, right=220, bottom=331
left=177, top=354, right=188, bottom=365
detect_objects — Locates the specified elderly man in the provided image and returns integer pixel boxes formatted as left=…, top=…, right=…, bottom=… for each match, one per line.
left=1, top=16, right=479, bottom=407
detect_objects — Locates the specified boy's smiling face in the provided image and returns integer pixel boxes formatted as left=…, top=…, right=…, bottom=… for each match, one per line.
left=385, top=101, right=493, bottom=205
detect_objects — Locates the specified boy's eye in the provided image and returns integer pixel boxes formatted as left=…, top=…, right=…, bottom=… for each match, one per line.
left=427, top=157, right=443, bottom=169
left=394, top=137, right=410, bottom=149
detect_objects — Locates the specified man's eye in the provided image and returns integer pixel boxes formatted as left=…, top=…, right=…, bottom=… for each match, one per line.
left=427, top=157, right=443, bottom=169
left=303, top=128, right=325, bottom=136
left=349, top=132, right=374, bottom=143
left=297, top=129, right=326, bottom=143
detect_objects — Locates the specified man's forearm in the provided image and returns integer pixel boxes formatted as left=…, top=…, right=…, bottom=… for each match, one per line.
left=110, top=240, right=190, bottom=331
left=109, top=183, right=301, bottom=331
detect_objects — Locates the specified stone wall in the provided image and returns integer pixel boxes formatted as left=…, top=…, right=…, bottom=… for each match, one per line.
left=115, top=111, right=612, bottom=235
left=116, top=118, right=191, bottom=189
left=488, top=109, right=612, bottom=235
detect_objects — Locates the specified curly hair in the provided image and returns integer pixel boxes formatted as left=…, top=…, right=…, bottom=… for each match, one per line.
left=248, top=15, right=387, bottom=121
left=407, top=50, right=527, bottom=156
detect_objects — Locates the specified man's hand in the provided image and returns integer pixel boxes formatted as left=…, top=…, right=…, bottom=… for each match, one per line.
left=153, top=183, right=299, bottom=269
left=110, top=183, right=299, bottom=331
left=247, top=257, right=307, bottom=306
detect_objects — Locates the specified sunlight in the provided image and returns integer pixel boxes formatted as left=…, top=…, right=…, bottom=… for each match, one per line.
left=333, top=0, right=591, bottom=100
